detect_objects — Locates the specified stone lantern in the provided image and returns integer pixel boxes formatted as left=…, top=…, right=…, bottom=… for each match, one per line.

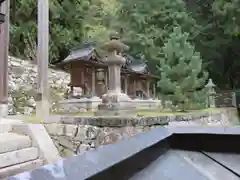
left=96, top=33, right=133, bottom=116
left=205, top=78, right=216, bottom=108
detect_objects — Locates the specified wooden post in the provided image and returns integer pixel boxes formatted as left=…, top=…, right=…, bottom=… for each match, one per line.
left=0, top=0, right=9, bottom=118
left=105, top=70, right=108, bottom=91
left=81, top=70, right=85, bottom=95
left=153, top=83, right=156, bottom=99
left=133, top=79, right=136, bottom=97
left=92, top=68, right=96, bottom=96
left=146, top=79, right=150, bottom=98
left=36, top=0, right=49, bottom=121
left=124, top=75, right=128, bottom=94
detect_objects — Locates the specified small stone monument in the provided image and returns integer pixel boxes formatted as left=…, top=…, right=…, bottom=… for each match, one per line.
left=205, top=78, right=216, bottom=108
left=95, top=33, right=133, bottom=116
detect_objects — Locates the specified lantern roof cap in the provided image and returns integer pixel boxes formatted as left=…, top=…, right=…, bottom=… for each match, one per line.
left=205, top=78, right=216, bottom=88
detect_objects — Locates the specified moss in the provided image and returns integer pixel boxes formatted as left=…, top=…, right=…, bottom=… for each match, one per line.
left=22, top=116, right=43, bottom=124
left=136, top=108, right=220, bottom=117
left=22, top=108, right=221, bottom=124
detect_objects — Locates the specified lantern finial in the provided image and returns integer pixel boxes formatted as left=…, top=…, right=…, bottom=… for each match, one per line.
left=205, top=78, right=216, bottom=88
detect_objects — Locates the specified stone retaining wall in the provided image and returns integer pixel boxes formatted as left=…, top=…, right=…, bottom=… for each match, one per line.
left=44, top=123, right=160, bottom=157
left=8, top=56, right=70, bottom=115
left=44, top=111, right=231, bottom=157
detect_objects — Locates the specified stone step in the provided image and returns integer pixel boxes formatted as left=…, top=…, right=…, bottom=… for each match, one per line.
left=0, top=147, right=39, bottom=169
left=0, top=133, right=31, bottom=154
left=0, top=159, right=44, bottom=179
left=0, top=124, right=12, bottom=133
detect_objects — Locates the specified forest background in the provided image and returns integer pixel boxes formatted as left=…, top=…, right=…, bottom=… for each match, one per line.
left=9, top=0, right=240, bottom=90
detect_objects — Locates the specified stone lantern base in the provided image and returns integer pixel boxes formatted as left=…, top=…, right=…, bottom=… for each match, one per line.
left=95, top=91, right=135, bottom=116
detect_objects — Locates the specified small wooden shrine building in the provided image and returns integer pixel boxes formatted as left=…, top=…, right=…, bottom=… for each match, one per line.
left=58, top=43, right=158, bottom=99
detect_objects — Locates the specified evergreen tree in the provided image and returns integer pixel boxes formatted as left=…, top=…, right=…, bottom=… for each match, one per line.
left=116, top=0, right=200, bottom=79
left=157, top=27, right=208, bottom=111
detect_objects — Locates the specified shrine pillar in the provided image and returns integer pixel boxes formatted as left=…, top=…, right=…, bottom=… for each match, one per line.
left=146, top=79, right=150, bottom=98
left=124, top=75, right=128, bottom=94
left=91, top=68, right=96, bottom=96
left=81, top=70, right=85, bottom=95
left=105, top=70, right=108, bottom=91
left=0, top=0, right=9, bottom=119
left=133, top=79, right=136, bottom=97
left=153, top=83, right=156, bottom=99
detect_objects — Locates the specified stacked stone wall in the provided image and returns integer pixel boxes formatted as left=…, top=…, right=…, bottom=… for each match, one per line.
left=44, top=111, right=232, bottom=157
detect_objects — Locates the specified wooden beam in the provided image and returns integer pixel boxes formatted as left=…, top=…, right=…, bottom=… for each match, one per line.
left=36, top=0, right=49, bottom=121
left=0, top=0, right=9, bottom=118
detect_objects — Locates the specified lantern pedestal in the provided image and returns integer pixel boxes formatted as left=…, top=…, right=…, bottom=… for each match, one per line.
left=96, top=90, right=135, bottom=116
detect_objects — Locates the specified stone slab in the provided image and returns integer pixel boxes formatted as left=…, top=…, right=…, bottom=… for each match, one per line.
left=0, top=124, right=12, bottom=133
left=44, top=123, right=65, bottom=136
left=0, top=118, right=23, bottom=124
left=0, top=104, right=8, bottom=118
left=12, top=124, right=61, bottom=164
left=0, top=147, right=38, bottom=168
left=0, top=159, right=44, bottom=179
left=0, top=133, right=31, bottom=153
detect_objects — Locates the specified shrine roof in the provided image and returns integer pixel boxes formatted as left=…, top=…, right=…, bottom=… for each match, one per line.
left=58, top=44, right=159, bottom=78
left=125, top=57, right=149, bottom=74
left=62, top=43, right=97, bottom=64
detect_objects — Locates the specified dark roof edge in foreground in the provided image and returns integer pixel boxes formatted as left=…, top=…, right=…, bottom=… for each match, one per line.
left=10, top=128, right=172, bottom=180
left=170, top=127, right=240, bottom=135
left=10, top=127, right=240, bottom=180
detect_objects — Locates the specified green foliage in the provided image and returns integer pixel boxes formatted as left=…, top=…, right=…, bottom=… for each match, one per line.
left=116, top=0, right=199, bottom=62
left=212, top=0, right=240, bottom=35
left=83, top=0, right=121, bottom=41
left=157, top=27, right=208, bottom=111
left=10, top=0, right=90, bottom=63
left=185, top=0, right=240, bottom=88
